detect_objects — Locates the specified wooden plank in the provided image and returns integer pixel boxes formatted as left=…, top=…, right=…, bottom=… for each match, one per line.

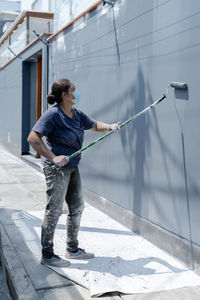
left=26, top=11, right=54, bottom=19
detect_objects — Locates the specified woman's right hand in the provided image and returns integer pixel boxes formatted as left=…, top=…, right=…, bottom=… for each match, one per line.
left=52, top=155, right=69, bottom=167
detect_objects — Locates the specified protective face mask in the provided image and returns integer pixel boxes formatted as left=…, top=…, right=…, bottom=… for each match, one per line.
left=73, top=89, right=80, bottom=103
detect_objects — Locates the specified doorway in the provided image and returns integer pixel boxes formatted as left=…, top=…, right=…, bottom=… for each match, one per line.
left=21, top=54, right=42, bottom=156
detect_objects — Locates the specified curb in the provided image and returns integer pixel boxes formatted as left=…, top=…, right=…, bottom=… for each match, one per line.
left=0, top=222, right=40, bottom=300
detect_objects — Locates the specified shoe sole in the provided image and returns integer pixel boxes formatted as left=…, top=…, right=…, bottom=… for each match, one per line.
left=41, top=260, right=71, bottom=267
left=65, top=255, right=94, bottom=260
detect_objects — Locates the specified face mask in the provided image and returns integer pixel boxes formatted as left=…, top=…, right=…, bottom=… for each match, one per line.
left=73, top=89, right=80, bottom=103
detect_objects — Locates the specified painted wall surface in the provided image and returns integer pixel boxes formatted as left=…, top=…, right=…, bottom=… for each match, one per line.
left=0, top=0, right=21, bottom=11
left=0, top=41, right=44, bottom=151
left=0, top=58, right=22, bottom=146
left=0, top=0, right=200, bottom=248
left=21, top=0, right=48, bottom=11
left=48, top=0, right=200, bottom=245
left=53, top=0, right=98, bottom=32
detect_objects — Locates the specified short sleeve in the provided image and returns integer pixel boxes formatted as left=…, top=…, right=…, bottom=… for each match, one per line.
left=77, top=109, right=96, bottom=130
left=32, top=109, right=55, bottom=136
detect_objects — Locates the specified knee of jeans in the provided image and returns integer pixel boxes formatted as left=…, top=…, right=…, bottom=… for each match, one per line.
left=46, top=207, right=63, bottom=218
left=69, top=201, right=84, bottom=215
left=56, top=208, right=63, bottom=216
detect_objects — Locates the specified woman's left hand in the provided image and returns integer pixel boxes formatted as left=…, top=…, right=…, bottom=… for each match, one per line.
left=108, top=122, right=121, bottom=132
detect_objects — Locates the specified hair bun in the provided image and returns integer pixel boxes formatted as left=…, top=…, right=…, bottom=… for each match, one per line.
left=47, top=94, right=55, bottom=105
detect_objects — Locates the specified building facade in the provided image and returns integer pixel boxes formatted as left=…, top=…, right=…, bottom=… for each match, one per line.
left=0, top=0, right=200, bottom=272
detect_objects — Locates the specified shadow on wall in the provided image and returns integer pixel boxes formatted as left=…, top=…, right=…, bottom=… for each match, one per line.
left=120, top=64, right=150, bottom=216
left=80, top=65, right=199, bottom=235
left=80, top=64, right=152, bottom=217
left=120, top=68, right=190, bottom=234
left=80, top=65, right=159, bottom=217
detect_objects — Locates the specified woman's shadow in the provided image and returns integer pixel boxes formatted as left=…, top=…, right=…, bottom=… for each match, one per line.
left=69, top=256, right=184, bottom=277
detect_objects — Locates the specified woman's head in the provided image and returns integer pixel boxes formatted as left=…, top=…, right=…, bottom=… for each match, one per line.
left=47, top=79, right=72, bottom=105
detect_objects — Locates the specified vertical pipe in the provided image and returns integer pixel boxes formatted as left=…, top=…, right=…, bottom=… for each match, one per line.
left=35, top=56, right=42, bottom=158
left=36, top=56, right=42, bottom=121
left=26, top=14, right=29, bottom=45
left=112, top=5, right=120, bottom=65
left=181, top=132, right=194, bottom=269
left=172, top=87, right=194, bottom=269
left=46, top=44, right=49, bottom=97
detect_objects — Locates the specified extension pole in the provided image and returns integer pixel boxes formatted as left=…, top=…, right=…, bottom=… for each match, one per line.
left=69, top=94, right=166, bottom=160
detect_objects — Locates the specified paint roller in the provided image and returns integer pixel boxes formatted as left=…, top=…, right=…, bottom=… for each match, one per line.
left=170, top=82, right=188, bottom=90
left=68, top=82, right=188, bottom=160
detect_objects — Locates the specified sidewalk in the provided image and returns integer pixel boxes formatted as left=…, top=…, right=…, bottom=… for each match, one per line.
left=0, top=143, right=200, bottom=300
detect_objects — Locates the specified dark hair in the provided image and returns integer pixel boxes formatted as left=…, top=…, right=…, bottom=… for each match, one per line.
left=47, top=78, right=71, bottom=105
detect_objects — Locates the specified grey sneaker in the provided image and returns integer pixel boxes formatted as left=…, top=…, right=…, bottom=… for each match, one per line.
left=65, top=248, right=94, bottom=259
left=41, top=254, right=70, bottom=267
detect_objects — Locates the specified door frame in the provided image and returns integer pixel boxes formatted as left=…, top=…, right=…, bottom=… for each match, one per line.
left=21, top=53, right=42, bottom=156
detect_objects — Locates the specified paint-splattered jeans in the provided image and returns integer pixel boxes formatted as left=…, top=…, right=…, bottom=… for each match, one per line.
left=41, top=162, right=84, bottom=258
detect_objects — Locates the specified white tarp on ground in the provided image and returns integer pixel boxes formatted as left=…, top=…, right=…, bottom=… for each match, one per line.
left=11, top=204, right=200, bottom=297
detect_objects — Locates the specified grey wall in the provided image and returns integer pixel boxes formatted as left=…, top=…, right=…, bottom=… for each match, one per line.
left=0, top=41, right=44, bottom=152
left=48, top=0, right=200, bottom=245
left=0, top=58, right=22, bottom=146
left=0, top=0, right=21, bottom=11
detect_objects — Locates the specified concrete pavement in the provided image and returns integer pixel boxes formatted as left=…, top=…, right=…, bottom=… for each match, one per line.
left=0, top=143, right=200, bottom=299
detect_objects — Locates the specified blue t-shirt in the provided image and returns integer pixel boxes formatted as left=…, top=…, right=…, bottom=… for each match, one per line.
left=32, top=104, right=96, bottom=168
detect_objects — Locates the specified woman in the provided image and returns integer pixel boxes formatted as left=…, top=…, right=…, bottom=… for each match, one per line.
left=28, top=78, right=120, bottom=267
